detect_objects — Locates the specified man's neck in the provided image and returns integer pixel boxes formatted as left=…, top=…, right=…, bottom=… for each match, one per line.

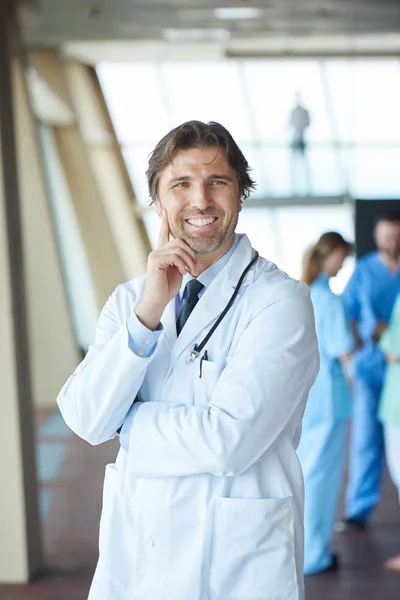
left=379, top=250, right=400, bottom=272
left=196, top=236, right=235, bottom=276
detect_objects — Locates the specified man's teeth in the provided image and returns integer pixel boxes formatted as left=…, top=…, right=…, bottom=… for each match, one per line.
left=187, top=218, right=216, bottom=227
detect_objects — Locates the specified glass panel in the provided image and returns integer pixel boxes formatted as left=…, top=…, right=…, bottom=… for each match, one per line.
left=244, top=61, right=332, bottom=143
left=161, top=62, right=251, bottom=142
left=237, top=207, right=278, bottom=260
left=261, top=148, right=291, bottom=197
left=238, top=205, right=354, bottom=292
left=261, top=147, right=345, bottom=197
left=97, top=63, right=170, bottom=144
left=142, top=210, right=160, bottom=249
left=324, top=61, right=355, bottom=144
left=39, top=125, right=98, bottom=350
left=307, top=147, right=346, bottom=197
left=272, top=204, right=355, bottom=293
left=327, top=60, right=400, bottom=143
left=347, top=148, right=400, bottom=198
left=123, top=146, right=153, bottom=206
left=240, top=145, right=271, bottom=199
left=99, top=59, right=400, bottom=204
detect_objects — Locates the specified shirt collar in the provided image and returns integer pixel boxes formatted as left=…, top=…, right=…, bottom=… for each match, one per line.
left=314, top=272, right=330, bottom=286
left=178, top=234, right=243, bottom=300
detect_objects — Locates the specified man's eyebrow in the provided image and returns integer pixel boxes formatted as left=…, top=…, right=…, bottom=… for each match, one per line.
left=167, top=176, right=193, bottom=185
left=208, top=174, right=234, bottom=181
left=167, top=174, right=234, bottom=185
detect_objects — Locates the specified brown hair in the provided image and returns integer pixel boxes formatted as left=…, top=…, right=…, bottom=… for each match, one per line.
left=302, top=231, right=352, bottom=286
left=374, top=210, right=400, bottom=227
left=146, top=120, right=256, bottom=203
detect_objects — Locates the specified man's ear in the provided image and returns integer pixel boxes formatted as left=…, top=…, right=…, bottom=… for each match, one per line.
left=154, top=198, right=161, bottom=216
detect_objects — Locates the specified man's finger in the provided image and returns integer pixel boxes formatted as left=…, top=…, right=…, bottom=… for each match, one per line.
left=169, top=257, right=187, bottom=277
left=154, top=248, right=198, bottom=277
left=171, top=247, right=198, bottom=276
left=157, top=208, right=170, bottom=248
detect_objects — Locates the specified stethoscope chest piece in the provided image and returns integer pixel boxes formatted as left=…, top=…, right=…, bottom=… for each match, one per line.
left=184, top=250, right=259, bottom=366
left=186, top=344, right=200, bottom=364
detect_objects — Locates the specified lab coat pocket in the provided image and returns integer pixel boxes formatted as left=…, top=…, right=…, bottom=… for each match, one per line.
left=194, top=359, right=221, bottom=406
left=210, top=496, right=297, bottom=599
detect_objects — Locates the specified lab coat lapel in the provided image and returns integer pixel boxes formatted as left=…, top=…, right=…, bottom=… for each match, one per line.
left=170, top=279, right=232, bottom=365
left=170, top=235, right=256, bottom=366
left=161, top=298, right=177, bottom=350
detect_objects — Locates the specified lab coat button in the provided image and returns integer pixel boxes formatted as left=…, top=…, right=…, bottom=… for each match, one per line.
left=147, top=538, right=155, bottom=549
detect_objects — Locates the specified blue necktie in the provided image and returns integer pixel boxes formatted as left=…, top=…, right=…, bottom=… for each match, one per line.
left=176, top=280, right=204, bottom=336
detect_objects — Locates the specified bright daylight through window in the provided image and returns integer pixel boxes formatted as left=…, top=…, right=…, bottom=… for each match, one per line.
left=97, top=59, right=400, bottom=289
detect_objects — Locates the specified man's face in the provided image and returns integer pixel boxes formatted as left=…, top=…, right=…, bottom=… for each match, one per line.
left=374, top=220, right=400, bottom=260
left=156, top=146, right=242, bottom=254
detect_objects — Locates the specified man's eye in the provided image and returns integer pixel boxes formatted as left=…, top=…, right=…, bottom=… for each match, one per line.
left=175, top=182, right=189, bottom=188
left=211, top=180, right=225, bottom=186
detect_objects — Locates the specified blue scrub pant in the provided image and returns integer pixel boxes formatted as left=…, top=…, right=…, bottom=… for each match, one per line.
left=298, top=419, right=347, bottom=575
left=345, top=376, right=385, bottom=521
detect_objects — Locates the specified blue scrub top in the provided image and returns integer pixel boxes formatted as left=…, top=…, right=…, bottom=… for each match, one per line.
left=342, top=251, right=400, bottom=381
left=305, top=273, right=354, bottom=423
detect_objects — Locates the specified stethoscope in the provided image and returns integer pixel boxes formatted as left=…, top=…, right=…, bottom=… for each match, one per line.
left=186, top=251, right=259, bottom=365
left=116, top=250, right=259, bottom=434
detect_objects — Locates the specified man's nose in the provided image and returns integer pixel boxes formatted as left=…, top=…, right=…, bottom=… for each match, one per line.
left=190, top=184, right=210, bottom=210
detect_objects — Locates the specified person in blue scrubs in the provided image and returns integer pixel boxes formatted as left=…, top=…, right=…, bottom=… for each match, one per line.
left=298, top=231, right=355, bottom=575
left=378, top=293, right=400, bottom=573
left=336, top=212, right=400, bottom=533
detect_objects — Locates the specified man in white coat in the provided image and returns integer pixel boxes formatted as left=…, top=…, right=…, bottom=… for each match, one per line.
left=58, top=120, right=319, bottom=600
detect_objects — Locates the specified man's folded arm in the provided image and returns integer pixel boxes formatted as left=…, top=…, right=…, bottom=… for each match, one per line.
left=122, top=288, right=319, bottom=478
left=57, top=288, right=162, bottom=445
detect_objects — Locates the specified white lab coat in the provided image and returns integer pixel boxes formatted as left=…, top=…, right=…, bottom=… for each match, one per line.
left=57, top=235, right=319, bottom=600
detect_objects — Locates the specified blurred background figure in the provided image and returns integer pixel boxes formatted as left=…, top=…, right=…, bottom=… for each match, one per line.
left=336, top=212, right=400, bottom=533
left=290, top=91, right=310, bottom=154
left=378, top=293, right=400, bottom=573
left=298, top=232, right=354, bottom=575
left=289, top=92, right=312, bottom=196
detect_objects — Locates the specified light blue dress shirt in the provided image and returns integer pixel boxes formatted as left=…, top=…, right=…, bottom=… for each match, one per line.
left=120, top=234, right=243, bottom=450
left=126, top=234, right=242, bottom=358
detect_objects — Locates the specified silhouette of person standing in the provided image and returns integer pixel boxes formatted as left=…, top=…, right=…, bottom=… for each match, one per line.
left=290, top=91, right=310, bottom=154
left=289, top=92, right=312, bottom=196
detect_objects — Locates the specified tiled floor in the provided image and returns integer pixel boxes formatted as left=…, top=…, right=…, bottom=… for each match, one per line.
left=0, top=411, right=398, bottom=599
left=306, top=477, right=400, bottom=599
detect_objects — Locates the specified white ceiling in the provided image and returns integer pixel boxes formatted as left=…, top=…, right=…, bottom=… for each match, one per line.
left=19, top=1, right=400, bottom=58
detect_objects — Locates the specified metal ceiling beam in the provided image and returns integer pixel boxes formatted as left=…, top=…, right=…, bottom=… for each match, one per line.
left=245, top=194, right=352, bottom=208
